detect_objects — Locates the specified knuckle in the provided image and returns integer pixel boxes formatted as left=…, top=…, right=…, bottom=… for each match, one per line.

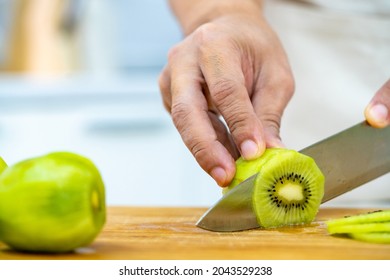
left=192, top=22, right=220, bottom=44
left=226, top=110, right=254, bottom=137
left=262, top=69, right=295, bottom=104
left=280, top=71, right=295, bottom=98
left=269, top=68, right=295, bottom=98
left=261, top=112, right=282, bottom=133
left=209, top=80, right=253, bottom=137
left=190, top=140, right=210, bottom=162
left=211, top=79, right=240, bottom=106
left=158, top=71, right=172, bottom=112
left=189, top=139, right=221, bottom=174
left=158, top=71, right=169, bottom=94
left=170, top=101, right=191, bottom=129
left=167, top=43, right=182, bottom=63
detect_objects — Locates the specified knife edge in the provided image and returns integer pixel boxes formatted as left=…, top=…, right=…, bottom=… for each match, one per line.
left=197, top=121, right=390, bottom=232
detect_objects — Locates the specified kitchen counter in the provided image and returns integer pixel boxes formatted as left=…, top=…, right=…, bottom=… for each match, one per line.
left=1, top=206, right=389, bottom=260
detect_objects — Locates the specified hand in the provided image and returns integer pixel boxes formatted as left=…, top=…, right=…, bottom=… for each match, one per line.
left=159, top=11, right=294, bottom=187
left=365, top=79, right=390, bottom=128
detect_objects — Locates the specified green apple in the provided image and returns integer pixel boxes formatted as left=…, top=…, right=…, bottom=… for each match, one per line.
left=0, top=152, right=106, bottom=253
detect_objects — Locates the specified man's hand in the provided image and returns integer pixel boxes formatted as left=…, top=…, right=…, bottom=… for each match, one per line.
left=365, top=79, right=390, bottom=128
left=159, top=0, right=294, bottom=187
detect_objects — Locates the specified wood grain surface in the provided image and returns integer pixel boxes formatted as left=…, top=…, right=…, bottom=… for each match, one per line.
left=1, top=207, right=389, bottom=260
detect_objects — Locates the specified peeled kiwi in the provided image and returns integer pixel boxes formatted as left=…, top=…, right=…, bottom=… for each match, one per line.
left=0, top=157, right=7, bottom=173
left=223, top=148, right=283, bottom=195
left=227, top=148, right=325, bottom=228
left=0, top=152, right=106, bottom=253
left=325, top=210, right=390, bottom=244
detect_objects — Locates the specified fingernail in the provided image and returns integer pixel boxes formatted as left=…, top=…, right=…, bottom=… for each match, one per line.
left=240, top=139, right=260, bottom=160
left=210, top=167, right=227, bottom=186
left=367, top=104, right=388, bottom=126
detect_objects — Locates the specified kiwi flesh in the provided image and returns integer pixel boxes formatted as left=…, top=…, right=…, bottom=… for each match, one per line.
left=349, top=232, right=390, bottom=244
left=0, top=152, right=106, bottom=253
left=223, top=148, right=283, bottom=195
left=325, top=210, right=390, bottom=244
left=326, top=210, right=390, bottom=228
left=227, top=148, right=325, bottom=228
left=327, top=222, right=390, bottom=234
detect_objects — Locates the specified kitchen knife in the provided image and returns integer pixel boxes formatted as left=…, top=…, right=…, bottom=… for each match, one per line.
left=196, top=121, right=390, bottom=232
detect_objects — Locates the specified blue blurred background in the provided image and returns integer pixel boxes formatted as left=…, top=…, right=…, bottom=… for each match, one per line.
left=0, top=0, right=221, bottom=207
left=0, top=0, right=389, bottom=207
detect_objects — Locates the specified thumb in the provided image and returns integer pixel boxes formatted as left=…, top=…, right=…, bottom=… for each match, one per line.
left=365, top=79, right=390, bottom=128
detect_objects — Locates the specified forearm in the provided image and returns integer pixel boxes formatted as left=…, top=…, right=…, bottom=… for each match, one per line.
left=168, top=0, right=264, bottom=35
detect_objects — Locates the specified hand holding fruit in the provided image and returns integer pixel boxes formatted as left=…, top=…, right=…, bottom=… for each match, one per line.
left=159, top=0, right=294, bottom=187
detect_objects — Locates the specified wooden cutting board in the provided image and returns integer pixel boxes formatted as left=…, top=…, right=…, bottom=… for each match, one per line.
left=1, top=207, right=389, bottom=260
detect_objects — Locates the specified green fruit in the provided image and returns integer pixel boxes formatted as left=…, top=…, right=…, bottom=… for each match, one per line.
left=253, top=149, right=324, bottom=228
left=327, top=222, right=390, bottom=234
left=326, top=210, right=390, bottom=229
left=226, top=148, right=324, bottom=228
left=349, top=232, right=390, bottom=244
left=0, top=157, right=7, bottom=173
left=0, top=152, right=106, bottom=253
left=325, top=210, right=390, bottom=244
left=223, top=148, right=283, bottom=194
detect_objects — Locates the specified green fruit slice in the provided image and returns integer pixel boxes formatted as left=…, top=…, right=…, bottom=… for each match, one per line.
left=0, top=152, right=106, bottom=253
left=325, top=210, right=390, bottom=244
left=252, top=149, right=324, bottom=228
left=327, top=222, right=390, bottom=234
left=326, top=210, right=390, bottom=228
left=348, top=232, right=390, bottom=244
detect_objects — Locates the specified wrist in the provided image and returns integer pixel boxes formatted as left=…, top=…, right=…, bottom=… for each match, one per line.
left=170, top=0, right=264, bottom=35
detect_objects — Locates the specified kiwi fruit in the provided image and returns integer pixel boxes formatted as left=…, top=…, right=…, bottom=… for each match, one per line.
left=325, top=210, right=390, bottom=244
left=0, top=152, right=106, bottom=253
left=0, top=157, right=7, bottom=173
left=223, top=148, right=283, bottom=195
left=227, top=148, right=325, bottom=228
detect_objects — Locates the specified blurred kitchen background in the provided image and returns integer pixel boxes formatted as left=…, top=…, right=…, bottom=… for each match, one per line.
left=0, top=0, right=389, bottom=208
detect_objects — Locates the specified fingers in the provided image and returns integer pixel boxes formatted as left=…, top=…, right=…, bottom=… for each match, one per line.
left=158, top=65, right=172, bottom=112
left=199, top=42, right=266, bottom=160
left=158, top=19, right=295, bottom=188
left=162, top=43, right=236, bottom=187
left=252, top=60, right=295, bottom=147
left=365, top=79, right=390, bottom=128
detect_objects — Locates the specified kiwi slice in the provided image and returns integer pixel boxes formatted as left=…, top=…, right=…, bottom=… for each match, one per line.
left=325, top=210, right=390, bottom=244
left=327, top=222, right=390, bottom=234
left=326, top=210, right=390, bottom=229
left=252, top=149, right=324, bottom=228
left=349, top=232, right=390, bottom=244
left=226, top=148, right=324, bottom=228
left=0, top=152, right=106, bottom=253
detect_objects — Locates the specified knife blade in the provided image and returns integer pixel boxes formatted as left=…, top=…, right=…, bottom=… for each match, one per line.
left=196, top=121, right=390, bottom=232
